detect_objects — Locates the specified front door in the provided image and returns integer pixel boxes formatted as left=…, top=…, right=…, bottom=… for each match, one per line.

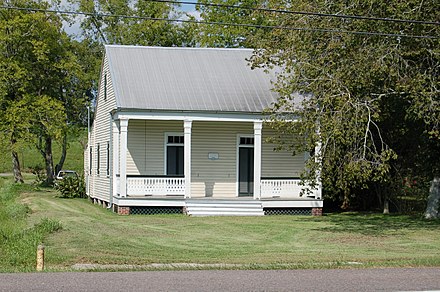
left=167, top=145, right=184, bottom=176
left=166, top=134, right=184, bottom=176
left=239, top=147, right=254, bottom=196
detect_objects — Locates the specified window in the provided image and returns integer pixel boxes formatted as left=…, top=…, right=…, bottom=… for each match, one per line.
left=89, top=146, right=93, bottom=174
left=238, top=136, right=254, bottom=196
left=96, top=143, right=100, bottom=175
left=240, top=137, right=254, bottom=145
left=106, top=141, right=110, bottom=176
left=167, top=135, right=184, bottom=144
left=166, top=134, right=184, bottom=176
left=104, top=73, right=107, bottom=101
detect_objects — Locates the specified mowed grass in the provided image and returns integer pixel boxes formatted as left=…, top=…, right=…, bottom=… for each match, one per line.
left=2, top=180, right=434, bottom=272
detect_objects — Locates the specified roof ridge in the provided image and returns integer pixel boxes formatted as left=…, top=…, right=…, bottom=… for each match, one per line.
left=105, top=45, right=255, bottom=52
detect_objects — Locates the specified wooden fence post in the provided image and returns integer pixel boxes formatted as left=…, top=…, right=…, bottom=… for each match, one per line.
left=36, top=244, right=45, bottom=271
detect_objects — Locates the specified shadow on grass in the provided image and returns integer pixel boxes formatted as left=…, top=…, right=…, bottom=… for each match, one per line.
left=313, top=212, right=440, bottom=236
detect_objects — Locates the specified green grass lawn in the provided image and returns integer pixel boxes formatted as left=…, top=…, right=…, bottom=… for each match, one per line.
left=1, top=176, right=440, bottom=272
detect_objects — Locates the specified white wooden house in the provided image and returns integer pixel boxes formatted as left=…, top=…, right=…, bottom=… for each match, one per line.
left=85, top=45, right=323, bottom=216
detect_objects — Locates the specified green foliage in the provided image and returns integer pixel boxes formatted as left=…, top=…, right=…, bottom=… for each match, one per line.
left=195, top=0, right=270, bottom=48
left=241, top=0, right=440, bottom=210
left=0, top=181, right=62, bottom=272
left=72, top=0, right=196, bottom=46
left=29, top=164, right=47, bottom=185
left=56, top=175, right=86, bottom=198
left=0, top=0, right=98, bottom=184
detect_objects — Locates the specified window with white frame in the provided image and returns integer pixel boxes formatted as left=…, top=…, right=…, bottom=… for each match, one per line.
left=96, top=143, right=100, bottom=175
left=106, top=141, right=110, bottom=176
left=89, top=146, right=93, bottom=175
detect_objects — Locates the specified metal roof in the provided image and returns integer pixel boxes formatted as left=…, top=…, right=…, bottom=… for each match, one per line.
left=105, top=45, right=279, bottom=113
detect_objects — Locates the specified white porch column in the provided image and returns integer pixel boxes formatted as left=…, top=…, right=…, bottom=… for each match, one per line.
left=184, top=120, right=192, bottom=199
left=112, top=120, right=119, bottom=198
left=314, top=139, right=323, bottom=200
left=119, top=119, right=128, bottom=198
left=253, top=121, right=262, bottom=199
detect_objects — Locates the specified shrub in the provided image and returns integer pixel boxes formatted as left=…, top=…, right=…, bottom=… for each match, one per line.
left=29, top=164, right=47, bottom=185
left=56, top=175, right=86, bottom=198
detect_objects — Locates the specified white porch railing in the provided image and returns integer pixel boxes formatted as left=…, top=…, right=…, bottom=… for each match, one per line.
left=260, top=178, right=320, bottom=199
left=126, top=177, right=185, bottom=196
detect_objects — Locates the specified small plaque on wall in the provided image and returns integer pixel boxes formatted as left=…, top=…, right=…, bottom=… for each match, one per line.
left=208, top=152, right=219, bottom=160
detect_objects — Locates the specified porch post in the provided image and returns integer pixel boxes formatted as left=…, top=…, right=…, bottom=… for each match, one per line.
left=184, top=120, right=192, bottom=199
left=112, top=120, right=119, bottom=198
left=119, top=119, right=128, bottom=198
left=253, top=121, right=262, bottom=199
left=314, top=138, right=323, bottom=200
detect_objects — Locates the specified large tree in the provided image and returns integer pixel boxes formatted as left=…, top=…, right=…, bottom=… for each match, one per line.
left=0, top=0, right=95, bottom=184
left=245, top=1, right=439, bottom=212
left=72, top=0, right=196, bottom=46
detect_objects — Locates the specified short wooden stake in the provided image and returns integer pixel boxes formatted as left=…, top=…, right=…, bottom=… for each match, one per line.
left=36, top=244, right=45, bottom=271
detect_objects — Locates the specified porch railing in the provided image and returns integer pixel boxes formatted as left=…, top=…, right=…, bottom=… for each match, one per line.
left=126, top=176, right=185, bottom=196
left=260, top=178, right=320, bottom=199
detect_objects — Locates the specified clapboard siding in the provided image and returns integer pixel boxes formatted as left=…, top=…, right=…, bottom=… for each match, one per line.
left=261, top=128, right=305, bottom=177
left=87, top=55, right=117, bottom=201
left=191, top=121, right=253, bottom=198
left=127, top=120, right=182, bottom=175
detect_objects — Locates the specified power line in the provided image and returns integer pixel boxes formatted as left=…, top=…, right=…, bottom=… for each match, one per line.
left=0, top=5, right=438, bottom=39
left=154, top=0, right=440, bottom=26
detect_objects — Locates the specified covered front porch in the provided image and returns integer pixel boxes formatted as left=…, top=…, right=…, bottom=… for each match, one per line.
left=109, top=112, right=322, bottom=215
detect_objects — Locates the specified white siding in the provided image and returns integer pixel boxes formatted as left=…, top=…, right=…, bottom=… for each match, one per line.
left=88, top=56, right=117, bottom=201
left=127, top=120, right=182, bottom=175
left=191, top=121, right=253, bottom=198
left=261, top=128, right=305, bottom=178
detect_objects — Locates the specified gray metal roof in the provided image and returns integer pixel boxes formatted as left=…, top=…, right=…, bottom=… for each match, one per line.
left=105, top=45, right=279, bottom=113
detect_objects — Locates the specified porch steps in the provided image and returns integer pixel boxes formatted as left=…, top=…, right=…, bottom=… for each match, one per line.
left=185, top=199, right=264, bottom=216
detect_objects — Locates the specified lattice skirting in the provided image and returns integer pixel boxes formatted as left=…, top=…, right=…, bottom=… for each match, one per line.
left=129, top=206, right=184, bottom=215
left=264, top=208, right=312, bottom=216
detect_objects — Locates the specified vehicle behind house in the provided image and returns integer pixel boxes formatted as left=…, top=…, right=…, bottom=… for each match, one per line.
left=56, top=170, right=78, bottom=180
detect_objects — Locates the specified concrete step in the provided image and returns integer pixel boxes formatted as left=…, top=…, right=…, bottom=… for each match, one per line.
left=189, top=211, right=265, bottom=217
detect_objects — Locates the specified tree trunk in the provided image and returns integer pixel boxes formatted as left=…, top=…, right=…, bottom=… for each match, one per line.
left=11, top=142, right=24, bottom=183
left=43, top=136, right=55, bottom=186
left=383, top=199, right=390, bottom=214
left=54, top=133, right=67, bottom=176
left=424, top=177, right=440, bottom=220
